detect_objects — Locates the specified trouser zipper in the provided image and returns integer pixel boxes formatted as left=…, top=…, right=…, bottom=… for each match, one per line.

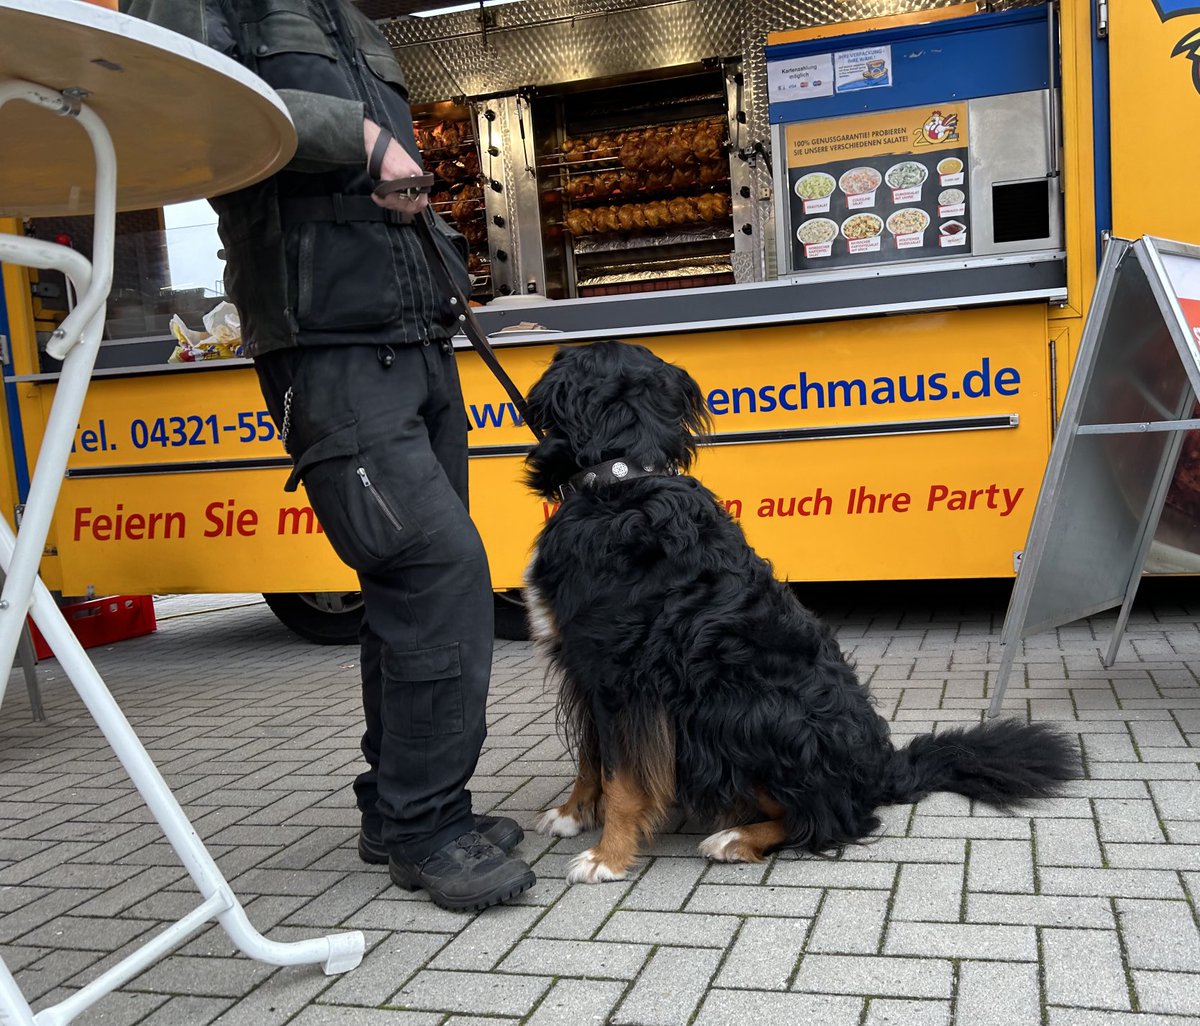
left=357, top=467, right=404, bottom=531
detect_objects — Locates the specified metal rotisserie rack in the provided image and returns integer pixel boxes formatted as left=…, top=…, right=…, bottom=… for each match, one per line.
left=531, top=69, right=737, bottom=298
left=412, top=100, right=492, bottom=301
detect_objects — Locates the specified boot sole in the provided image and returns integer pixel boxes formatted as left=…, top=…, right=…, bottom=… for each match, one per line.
left=388, top=862, right=537, bottom=912
left=359, top=821, right=524, bottom=865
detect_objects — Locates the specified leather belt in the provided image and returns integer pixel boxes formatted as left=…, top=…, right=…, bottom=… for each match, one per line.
left=280, top=193, right=408, bottom=225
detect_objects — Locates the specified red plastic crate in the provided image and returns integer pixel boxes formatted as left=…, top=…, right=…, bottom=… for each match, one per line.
left=28, top=595, right=157, bottom=660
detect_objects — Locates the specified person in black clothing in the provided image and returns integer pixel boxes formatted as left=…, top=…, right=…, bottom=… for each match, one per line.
left=125, top=0, right=535, bottom=912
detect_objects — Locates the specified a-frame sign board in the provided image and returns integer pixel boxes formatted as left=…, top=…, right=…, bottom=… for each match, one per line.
left=990, top=237, right=1200, bottom=716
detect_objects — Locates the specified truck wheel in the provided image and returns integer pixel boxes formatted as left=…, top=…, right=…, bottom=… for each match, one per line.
left=494, top=590, right=530, bottom=641
left=263, top=591, right=364, bottom=645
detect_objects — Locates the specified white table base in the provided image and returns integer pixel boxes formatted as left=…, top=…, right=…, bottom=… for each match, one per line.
left=0, top=81, right=363, bottom=1026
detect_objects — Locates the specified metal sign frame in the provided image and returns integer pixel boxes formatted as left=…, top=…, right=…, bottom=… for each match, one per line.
left=990, top=235, right=1200, bottom=716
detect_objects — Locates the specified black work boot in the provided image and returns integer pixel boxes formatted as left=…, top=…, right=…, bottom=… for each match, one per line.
left=359, top=814, right=523, bottom=864
left=389, top=830, right=536, bottom=911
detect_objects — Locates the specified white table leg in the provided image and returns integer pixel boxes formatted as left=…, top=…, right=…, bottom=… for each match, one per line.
left=0, top=81, right=113, bottom=698
left=0, top=82, right=364, bottom=1026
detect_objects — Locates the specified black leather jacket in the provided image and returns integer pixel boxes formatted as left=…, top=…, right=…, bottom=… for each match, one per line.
left=125, top=0, right=469, bottom=356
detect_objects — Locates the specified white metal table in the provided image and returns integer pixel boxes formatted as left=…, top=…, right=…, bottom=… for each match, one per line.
left=0, top=4, right=364, bottom=1023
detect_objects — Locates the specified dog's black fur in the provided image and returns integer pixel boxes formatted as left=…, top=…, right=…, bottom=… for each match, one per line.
left=524, top=340, right=1080, bottom=860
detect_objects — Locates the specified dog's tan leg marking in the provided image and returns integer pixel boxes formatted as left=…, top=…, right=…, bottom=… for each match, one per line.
left=538, top=761, right=602, bottom=837
left=567, top=768, right=650, bottom=883
left=700, top=791, right=788, bottom=863
left=568, top=724, right=675, bottom=883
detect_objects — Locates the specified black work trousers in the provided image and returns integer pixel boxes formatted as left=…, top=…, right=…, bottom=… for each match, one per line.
left=256, top=341, right=494, bottom=863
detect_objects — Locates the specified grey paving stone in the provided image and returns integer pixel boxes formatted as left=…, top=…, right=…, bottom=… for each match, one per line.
left=6, top=591, right=1200, bottom=1026
left=9, top=948, right=103, bottom=1004
left=891, top=863, right=964, bottom=922
left=497, top=937, right=651, bottom=980
left=1042, top=929, right=1130, bottom=1010
left=288, top=1009, right=441, bottom=1025
left=693, top=990, right=862, bottom=1026
left=426, top=904, right=539, bottom=972
left=281, top=873, right=391, bottom=928
left=530, top=876, right=631, bottom=939
left=968, top=836, right=1035, bottom=894
left=967, top=893, right=1115, bottom=929
left=442, top=1016, right=519, bottom=1026
left=612, top=945, right=721, bottom=1026
left=714, top=918, right=810, bottom=990
left=343, top=893, right=476, bottom=933
left=1132, top=971, right=1200, bottom=1016
left=767, top=858, right=896, bottom=889
left=1039, top=868, right=1185, bottom=899
left=318, top=932, right=446, bottom=1006
left=841, top=837, right=966, bottom=864
left=1036, top=818, right=1104, bottom=867
left=389, top=969, right=551, bottom=1017
left=136, top=995, right=233, bottom=1026
left=596, top=910, right=740, bottom=948
left=901, top=904, right=1050, bottom=960
left=1132, top=722, right=1190, bottom=748
left=1102, top=844, right=1200, bottom=870
left=684, top=883, right=821, bottom=918
left=1116, top=899, right=1200, bottom=972
left=1142, top=782, right=1200, bottom=820
left=524, top=979, right=625, bottom=1026
left=1048, top=1011, right=1200, bottom=1026
left=1095, top=799, right=1168, bottom=843
left=792, top=954, right=953, bottom=999
left=620, top=857, right=706, bottom=912
left=807, top=890, right=889, bottom=954
left=20, top=909, right=155, bottom=953
left=126, top=954, right=277, bottom=999
left=909, top=815, right=1030, bottom=839
left=955, top=960, right=1041, bottom=1026
left=43, top=988, right=167, bottom=1026
left=863, top=997, right=950, bottom=1026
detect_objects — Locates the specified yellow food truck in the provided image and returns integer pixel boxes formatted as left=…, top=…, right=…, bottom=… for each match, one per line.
left=0, top=0, right=1194, bottom=642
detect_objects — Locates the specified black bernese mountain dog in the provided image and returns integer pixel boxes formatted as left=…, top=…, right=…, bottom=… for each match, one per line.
left=522, top=339, right=1080, bottom=884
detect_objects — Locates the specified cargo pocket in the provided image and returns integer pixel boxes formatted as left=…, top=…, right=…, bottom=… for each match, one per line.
left=287, top=420, right=430, bottom=573
left=294, top=220, right=404, bottom=332
left=382, top=642, right=464, bottom=737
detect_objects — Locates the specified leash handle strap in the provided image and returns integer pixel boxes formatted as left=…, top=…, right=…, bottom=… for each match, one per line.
left=374, top=176, right=543, bottom=442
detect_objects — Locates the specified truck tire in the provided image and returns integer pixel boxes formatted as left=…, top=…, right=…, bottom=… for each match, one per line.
left=263, top=591, right=364, bottom=645
left=264, top=590, right=531, bottom=643
left=494, top=590, right=530, bottom=641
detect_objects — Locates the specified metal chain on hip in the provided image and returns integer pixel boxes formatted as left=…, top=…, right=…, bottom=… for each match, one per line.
left=280, top=385, right=293, bottom=453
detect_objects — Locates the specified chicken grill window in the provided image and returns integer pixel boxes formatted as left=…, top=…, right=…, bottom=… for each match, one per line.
left=534, top=70, right=737, bottom=298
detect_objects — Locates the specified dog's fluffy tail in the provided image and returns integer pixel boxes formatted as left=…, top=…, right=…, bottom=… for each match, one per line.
left=881, top=720, right=1081, bottom=808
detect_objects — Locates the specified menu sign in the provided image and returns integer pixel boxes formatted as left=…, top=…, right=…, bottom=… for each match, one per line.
left=785, top=104, right=971, bottom=272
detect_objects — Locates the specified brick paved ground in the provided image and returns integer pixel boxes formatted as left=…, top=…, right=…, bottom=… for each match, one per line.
left=1, top=580, right=1198, bottom=1025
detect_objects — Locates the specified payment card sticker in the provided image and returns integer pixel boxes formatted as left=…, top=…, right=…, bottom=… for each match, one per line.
left=768, top=54, right=835, bottom=103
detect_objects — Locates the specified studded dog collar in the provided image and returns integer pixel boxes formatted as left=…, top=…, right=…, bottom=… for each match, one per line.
left=562, top=458, right=675, bottom=497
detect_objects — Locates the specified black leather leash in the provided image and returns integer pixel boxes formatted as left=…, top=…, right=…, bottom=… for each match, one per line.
left=374, top=174, right=544, bottom=442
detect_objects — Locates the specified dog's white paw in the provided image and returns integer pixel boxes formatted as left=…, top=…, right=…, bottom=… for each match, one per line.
left=565, top=849, right=627, bottom=884
left=537, top=808, right=581, bottom=837
left=699, top=829, right=747, bottom=862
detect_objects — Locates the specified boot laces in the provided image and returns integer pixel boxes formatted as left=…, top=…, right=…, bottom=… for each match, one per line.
left=455, top=832, right=495, bottom=860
